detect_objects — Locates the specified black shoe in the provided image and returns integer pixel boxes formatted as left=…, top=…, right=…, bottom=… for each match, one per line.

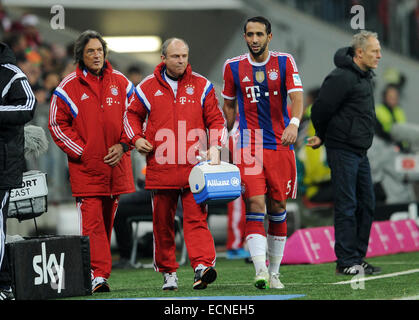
left=0, top=287, right=15, bottom=300
left=193, top=266, right=217, bottom=290
left=361, top=261, right=381, bottom=275
left=92, top=277, right=111, bottom=293
left=336, top=265, right=362, bottom=275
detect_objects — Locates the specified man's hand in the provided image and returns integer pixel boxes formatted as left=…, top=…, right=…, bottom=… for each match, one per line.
left=104, top=144, right=124, bottom=167
left=306, top=136, right=322, bottom=149
left=281, top=124, right=298, bottom=146
left=134, top=137, right=153, bottom=155
left=207, top=145, right=221, bottom=165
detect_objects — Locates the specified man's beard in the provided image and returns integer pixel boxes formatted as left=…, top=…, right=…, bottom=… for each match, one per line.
left=247, top=42, right=268, bottom=58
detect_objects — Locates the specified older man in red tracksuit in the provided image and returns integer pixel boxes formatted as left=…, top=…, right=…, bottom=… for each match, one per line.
left=48, top=31, right=135, bottom=293
left=124, top=38, right=227, bottom=291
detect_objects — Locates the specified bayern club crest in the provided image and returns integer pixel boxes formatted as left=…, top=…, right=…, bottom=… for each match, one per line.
left=268, top=69, right=279, bottom=81
left=110, top=85, right=118, bottom=96
left=185, top=84, right=195, bottom=95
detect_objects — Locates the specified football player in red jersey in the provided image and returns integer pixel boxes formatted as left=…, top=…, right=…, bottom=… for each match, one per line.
left=222, top=16, right=303, bottom=289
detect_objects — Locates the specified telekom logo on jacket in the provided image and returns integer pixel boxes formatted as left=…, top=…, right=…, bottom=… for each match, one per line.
left=179, top=97, right=187, bottom=104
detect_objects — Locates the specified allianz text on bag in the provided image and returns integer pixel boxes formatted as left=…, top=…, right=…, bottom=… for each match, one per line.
left=189, top=161, right=241, bottom=204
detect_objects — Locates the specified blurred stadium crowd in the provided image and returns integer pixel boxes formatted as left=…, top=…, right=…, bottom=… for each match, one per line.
left=278, top=0, right=419, bottom=60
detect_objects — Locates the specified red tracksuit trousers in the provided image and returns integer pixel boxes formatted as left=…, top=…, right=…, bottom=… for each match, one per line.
left=151, top=189, right=216, bottom=273
left=226, top=196, right=246, bottom=250
left=76, top=196, right=119, bottom=279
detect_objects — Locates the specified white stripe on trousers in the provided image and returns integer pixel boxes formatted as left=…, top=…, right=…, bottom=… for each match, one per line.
left=150, top=191, right=157, bottom=272
left=292, top=150, right=298, bottom=199
left=231, top=197, right=243, bottom=250
left=0, top=191, right=10, bottom=268
left=76, top=199, right=83, bottom=236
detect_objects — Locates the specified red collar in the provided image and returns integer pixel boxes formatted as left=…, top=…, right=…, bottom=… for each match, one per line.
left=154, top=62, right=192, bottom=85
left=76, top=60, right=113, bottom=83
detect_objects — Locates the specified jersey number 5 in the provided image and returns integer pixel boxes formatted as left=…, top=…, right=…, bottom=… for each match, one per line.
left=285, top=180, right=292, bottom=195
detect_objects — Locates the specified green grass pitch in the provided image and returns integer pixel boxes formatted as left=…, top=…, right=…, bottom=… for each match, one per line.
left=65, top=251, right=419, bottom=300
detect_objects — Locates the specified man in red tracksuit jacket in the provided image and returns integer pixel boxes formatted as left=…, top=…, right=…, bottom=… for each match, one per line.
left=48, top=30, right=135, bottom=293
left=124, top=38, right=227, bottom=291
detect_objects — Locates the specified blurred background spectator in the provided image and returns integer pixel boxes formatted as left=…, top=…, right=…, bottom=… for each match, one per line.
left=296, top=87, right=333, bottom=204
left=126, top=64, right=143, bottom=86
left=375, top=84, right=410, bottom=152
left=408, top=0, right=419, bottom=59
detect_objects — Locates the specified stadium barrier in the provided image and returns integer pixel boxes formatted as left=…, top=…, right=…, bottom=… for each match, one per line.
left=282, top=219, right=419, bottom=264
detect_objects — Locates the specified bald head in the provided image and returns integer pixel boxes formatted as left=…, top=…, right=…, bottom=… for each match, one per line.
left=161, top=37, right=189, bottom=57
left=161, top=38, right=189, bottom=79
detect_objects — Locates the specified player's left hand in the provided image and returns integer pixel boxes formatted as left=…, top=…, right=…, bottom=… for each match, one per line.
left=281, top=124, right=298, bottom=146
left=104, top=143, right=124, bottom=167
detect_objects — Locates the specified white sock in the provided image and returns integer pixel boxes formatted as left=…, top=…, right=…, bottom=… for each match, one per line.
left=246, top=233, right=267, bottom=273
left=267, top=234, right=287, bottom=274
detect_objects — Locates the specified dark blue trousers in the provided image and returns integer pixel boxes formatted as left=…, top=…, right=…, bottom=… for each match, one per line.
left=326, top=148, right=375, bottom=267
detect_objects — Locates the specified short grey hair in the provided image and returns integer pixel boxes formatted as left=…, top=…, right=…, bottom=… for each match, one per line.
left=161, top=37, right=189, bottom=57
left=351, top=30, right=378, bottom=51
